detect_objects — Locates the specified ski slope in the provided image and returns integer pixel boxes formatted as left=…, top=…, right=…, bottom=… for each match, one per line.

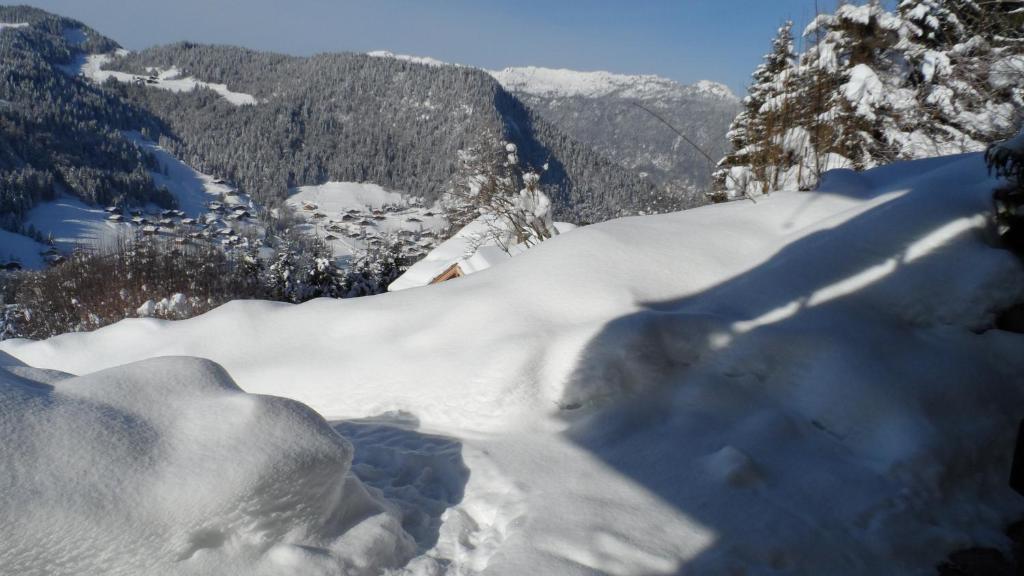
left=3, top=152, right=1024, bottom=575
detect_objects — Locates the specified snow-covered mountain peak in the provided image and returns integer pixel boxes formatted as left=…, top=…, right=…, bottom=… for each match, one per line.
left=489, top=66, right=737, bottom=101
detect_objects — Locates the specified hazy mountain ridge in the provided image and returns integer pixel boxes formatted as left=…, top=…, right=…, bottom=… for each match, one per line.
left=491, top=67, right=740, bottom=196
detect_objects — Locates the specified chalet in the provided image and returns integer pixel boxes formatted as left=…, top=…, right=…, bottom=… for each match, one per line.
left=104, top=206, right=120, bottom=213
left=406, top=217, right=423, bottom=223
left=311, top=212, right=326, bottom=220
left=423, top=211, right=435, bottom=217
left=341, top=214, right=355, bottom=222
left=131, top=216, right=147, bottom=225
left=159, top=218, right=174, bottom=226
left=181, top=218, right=196, bottom=226
left=302, top=201, right=318, bottom=211
left=208, top=201, right=223, bottom=211
left=389, top=215, right=576, bottom=292
left=224, top=189, right=239, bottom=196
left=324, top=234, right=338, bottom=241
left=212, top=178, right=226, bottom=185
left=372, top=215, right=386, bottom=221
left=141, top=225, right=159, bottom=235
left=358, top=219, right=373, bottom=226
left=107, top=214, right=124, bottom=222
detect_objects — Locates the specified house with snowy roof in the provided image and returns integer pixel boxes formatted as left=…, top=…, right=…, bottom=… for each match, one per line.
left=389, top=214, right=575, bottom=291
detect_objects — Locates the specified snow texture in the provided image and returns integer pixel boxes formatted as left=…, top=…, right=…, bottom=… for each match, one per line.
left=4, top=152, right=1024, bottom=575
left=0, top=354, right=415, bottom=575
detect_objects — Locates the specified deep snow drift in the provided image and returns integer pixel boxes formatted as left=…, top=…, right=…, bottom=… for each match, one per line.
left=3, top=152, right=1024, bottom=574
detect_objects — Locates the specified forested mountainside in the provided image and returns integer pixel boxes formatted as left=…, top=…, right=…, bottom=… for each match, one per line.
left=0, top=6, right=169, bottom=233
left=714, top=0, right=1024, bottom=198
left=101, top=44, right=672, bottom=223
left=491, top=67, right=741, bottom=205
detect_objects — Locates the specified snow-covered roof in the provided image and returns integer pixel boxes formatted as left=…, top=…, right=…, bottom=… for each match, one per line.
left=388, top=215, right=575, bottom=291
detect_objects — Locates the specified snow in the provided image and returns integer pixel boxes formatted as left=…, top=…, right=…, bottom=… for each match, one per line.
left=62, top=53, right=258, bottom=106
left=490, top=66, right=737, bottom=101
left=25, top=194, right=133, bottom=254
left=286, top=182, right=445, bottom=260
left=991, top=55, right=1024, bottom=90
left=4, top=152, right=1024, bottom=574
left=843, top=64, right=886, bottom=120
left=123, top=131, right=238, bottom=216
left=366, top=51, right=454, bottom=68
left=0, top=22, right=28, bottom=32
left=390, top=216, right=576, bottom=291
left=0, top=353, right=415, bottom=575
left=0, top=229, right=46, bottom=268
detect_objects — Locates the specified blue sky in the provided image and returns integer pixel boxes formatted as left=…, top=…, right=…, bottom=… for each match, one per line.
left=26, top=0, right=866, bottom=94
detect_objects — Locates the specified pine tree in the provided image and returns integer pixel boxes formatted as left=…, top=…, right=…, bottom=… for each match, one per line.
left=713, top=21, right=797, bottom=200
left=714, top=0, right=1024, bottom=198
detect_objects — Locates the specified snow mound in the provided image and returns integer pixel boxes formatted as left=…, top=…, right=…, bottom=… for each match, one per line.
left=490, top=66, right=737, bottom=100
left=0, top=353, right=415, bottom=575
left=4, top=152, right=1024, bottom=574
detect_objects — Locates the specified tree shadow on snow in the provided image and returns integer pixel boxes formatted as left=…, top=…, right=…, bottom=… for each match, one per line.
left=557, top=155, right=1024, bottom=573
left=331, top=411, right=469, bottom=552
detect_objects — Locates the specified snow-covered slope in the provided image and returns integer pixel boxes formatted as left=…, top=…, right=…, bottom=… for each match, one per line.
left=4, top=153, right=1024, bottom=574
left=61, top=51, right=258, bottom=106
left=286, top=182, right=445, bottom=261
left=489, top=66, right=736, bottom=100
left=0, top=229, right=46, bottom=268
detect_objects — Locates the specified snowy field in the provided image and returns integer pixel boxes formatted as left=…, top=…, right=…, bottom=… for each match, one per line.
left=287, top=182, right=445, bottom=260
left=61, top=51, right=258, bottom=106
left=3, top=151, right=1024, bottom=574
left=25, top=194, right=133, bottom=254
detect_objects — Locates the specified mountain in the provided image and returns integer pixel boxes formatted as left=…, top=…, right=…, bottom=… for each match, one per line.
left=490, top=66, right=741, bottom=203
left=0, top=6, right=170, bottom=234
left=0, top=7, right=706, bottom=255
left=91, top=43, right=674, bottom=223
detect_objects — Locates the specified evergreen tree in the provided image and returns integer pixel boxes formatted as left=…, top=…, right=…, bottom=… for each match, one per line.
left=713, top=21, right=797, bottom=199
left=714, top=0, right=1024, bottom=198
